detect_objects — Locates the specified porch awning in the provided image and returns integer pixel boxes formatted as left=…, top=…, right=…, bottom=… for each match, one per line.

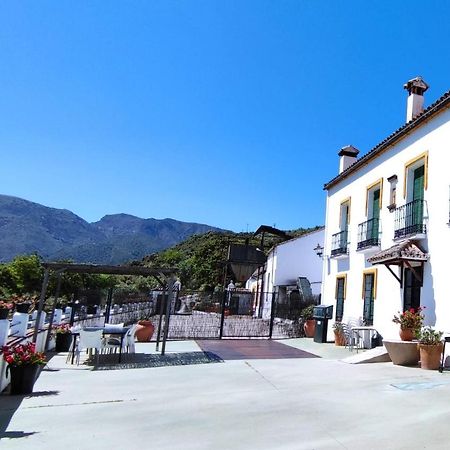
left=367, top=240, right=428, bottom=266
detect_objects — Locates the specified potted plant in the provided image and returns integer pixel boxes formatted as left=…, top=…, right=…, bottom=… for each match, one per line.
left=135, top=314, right=155, bottom=342
left=12, top=294, right=37, bottom=314
left=333, top=322, right=346, bottom=346
left=54, top=323, right=73, bottom=352
left=0, top=299, right=14, bottom=320
left=417, top=327, right=443, bottom=370
left=2, top=342, right=46, bottom=394
left=301, top=305, right=315, bottom=338
left=392, top=307, right=424, bottom=341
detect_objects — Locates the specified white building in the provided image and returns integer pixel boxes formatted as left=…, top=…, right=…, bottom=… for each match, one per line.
left=321, top=77, right=450, bottom=339
left=247, top=227, right=324, bottom=318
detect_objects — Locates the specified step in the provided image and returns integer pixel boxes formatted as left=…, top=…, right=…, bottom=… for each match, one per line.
left=341, top=346, right=391, bottom=364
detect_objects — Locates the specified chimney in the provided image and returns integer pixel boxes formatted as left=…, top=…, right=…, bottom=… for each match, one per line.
left=338, top=145, right=359, bottom=174
left=404, top=77, right=429, bottom=122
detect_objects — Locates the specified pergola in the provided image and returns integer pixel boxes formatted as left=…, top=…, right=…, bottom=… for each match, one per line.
left=34, top=262, right=178, bottom=355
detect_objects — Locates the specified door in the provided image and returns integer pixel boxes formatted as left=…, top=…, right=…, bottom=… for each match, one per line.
left=363, top=273, right=375, bottom=326
left=412, top=166, right=424, bottom=230
left=335, top=277, right=345, bottom=322
left=403, top=266, right=422, bottom=311
left=340, top=203, right=350, bottom=250
left=370, top=189, right=380, bottom=242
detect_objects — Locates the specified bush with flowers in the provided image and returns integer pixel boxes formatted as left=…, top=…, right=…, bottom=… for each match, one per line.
left=2, top=342, right=46, bottom=367
left=53, top=323, right=71, bottom=334
left=0, top=299, right=14, bottom=310
left=392, top=307, right=425, bottom=331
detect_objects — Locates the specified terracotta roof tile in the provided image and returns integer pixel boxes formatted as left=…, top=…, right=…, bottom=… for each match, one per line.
left=324, top=90, right=450, bottom=190
left=367, top=241, right=428, bottom=265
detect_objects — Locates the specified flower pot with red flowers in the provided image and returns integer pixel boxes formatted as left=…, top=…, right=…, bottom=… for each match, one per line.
left=2, top=342, right=46, bottom=394
left=392, top=307, right=424, bottom=341
left=417, top=327, right=444, bottom=370
left=54, top=324, right=73, bottom=352
left=0, top=300, right=14, bottom=320
left=301, top=305, right=315, bottom=338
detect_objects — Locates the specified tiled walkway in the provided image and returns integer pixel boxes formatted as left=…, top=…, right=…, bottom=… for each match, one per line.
left=196, top=339, right=320, bottom=360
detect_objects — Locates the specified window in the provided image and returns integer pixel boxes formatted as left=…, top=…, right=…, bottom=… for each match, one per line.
left=404, top=152, right=428, bottom=201
left=335, top=275, right=347, bottom=322
left=365, top=179, right=382, bottom=241
left=362, top=269, right=377, bottom=326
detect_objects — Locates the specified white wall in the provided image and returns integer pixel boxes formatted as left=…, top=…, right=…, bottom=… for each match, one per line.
left=265, top=228, right=324, bottom=295
left=322, top=107, right=450, bottom=340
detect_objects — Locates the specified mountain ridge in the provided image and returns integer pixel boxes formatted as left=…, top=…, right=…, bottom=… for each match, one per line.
left=0, top=194, right=225, bottom=264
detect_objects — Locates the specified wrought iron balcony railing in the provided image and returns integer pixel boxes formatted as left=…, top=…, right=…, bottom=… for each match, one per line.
left=357, top=218, right=380, bottom=250
left=331, top=230, right=348, bottom=257
left=394, top=199, right=426, bottom=240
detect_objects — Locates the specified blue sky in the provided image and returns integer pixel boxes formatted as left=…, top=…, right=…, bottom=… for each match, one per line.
left=1, top=1, right=449, bottom=232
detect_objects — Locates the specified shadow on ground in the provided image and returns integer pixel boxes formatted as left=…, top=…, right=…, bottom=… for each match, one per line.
left=90, top=351, right=223, bottom=371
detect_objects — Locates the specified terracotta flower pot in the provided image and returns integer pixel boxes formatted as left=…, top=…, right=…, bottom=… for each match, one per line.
left=334, top=331, right=346, bottom=346
left=135, top=320, right=155, bottom=342
left=419, top=343, right=444, bottom=370
left=304, top=319, right=315, bottom=338
left=399, top=328, right=415, bottom=341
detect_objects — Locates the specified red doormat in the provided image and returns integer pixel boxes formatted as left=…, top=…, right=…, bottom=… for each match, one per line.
left=196, top=339, right=320, bottom=360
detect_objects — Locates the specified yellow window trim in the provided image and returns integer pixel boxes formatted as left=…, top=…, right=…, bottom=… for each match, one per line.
left=403, top=151, right=428, bottom=198
left=361, top=268, right=378, bottom=300
left=339, top=197, right=351, bottom=225
left=335, top=274, right=347, bottom=300
left=365, top=178, right=384, bottom=215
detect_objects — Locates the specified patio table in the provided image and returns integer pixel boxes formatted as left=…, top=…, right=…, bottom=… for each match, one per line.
left=70, top=326, right=130, bottom=364
left=351, top=326, right=377, bottom=351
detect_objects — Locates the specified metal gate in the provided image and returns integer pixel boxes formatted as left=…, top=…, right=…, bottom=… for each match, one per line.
left=150, top=290, right=307, bottom=340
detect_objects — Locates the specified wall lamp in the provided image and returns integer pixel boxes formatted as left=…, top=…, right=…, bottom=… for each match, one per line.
left=314, top=243, right=324, bottom=258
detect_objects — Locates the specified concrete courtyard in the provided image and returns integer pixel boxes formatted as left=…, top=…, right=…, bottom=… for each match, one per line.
left=2, top=339, right=450, bottom=449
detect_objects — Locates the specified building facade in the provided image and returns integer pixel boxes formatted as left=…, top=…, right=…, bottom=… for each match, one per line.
left=321, top=78, right=450, bottom=339
left=247, top=228, right=324, bottom=319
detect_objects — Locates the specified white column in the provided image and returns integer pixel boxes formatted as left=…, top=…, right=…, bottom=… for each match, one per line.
left=10, top=312, right=29, bottom=338
left=0, top=319, right=10, bottom=347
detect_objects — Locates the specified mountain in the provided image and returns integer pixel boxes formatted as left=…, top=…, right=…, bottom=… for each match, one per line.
left=0, top=194, right=224, bottom=264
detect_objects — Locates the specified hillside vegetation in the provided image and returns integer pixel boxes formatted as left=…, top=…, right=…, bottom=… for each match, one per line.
left=141, top=227, right=322, bottom=290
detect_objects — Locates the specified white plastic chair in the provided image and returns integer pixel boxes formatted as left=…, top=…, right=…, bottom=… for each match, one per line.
left=75, top=329, right=104, bottom=365
left=104, top=324, right=138, bottom=358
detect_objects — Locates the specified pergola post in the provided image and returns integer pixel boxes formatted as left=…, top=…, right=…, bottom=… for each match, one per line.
left=33, top=268, right=50, bottom=343
left=161, top=276, right=176, bottom=356
left=45, top=272, right=62, bottom=350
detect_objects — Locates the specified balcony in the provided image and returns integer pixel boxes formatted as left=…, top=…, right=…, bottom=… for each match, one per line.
left=357, top=218, right=380, bottom=251
left=330, top=230, right=348, bottom=258
left=394, top=199, right=426, bottom=240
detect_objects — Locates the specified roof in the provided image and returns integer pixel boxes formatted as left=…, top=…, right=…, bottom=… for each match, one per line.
left=41, top=262, right=177, bottom=277
left=367, top=241, right=428, bottom=265
left=324, top=89, right=450, bottom=190
left=253, top=225, right=291, bottom=240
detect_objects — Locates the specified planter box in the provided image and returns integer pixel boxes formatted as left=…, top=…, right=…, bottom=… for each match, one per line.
left=383, top=340, right=419, bottom=366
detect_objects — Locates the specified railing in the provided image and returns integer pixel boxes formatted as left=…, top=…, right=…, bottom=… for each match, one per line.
left=331, top=230, right=348, bottom=257
left=357, top=218, right=380, bottom=250
left=394, top=199, right=426, bottom=239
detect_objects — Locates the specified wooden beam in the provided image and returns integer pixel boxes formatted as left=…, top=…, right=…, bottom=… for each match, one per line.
left=404, top=260, right=423, bottom=286
left=385, top=264, right=402, bottom=285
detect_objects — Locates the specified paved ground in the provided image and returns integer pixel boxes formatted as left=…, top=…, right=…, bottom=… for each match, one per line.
left=196, top=339, right=319, bottom=360
left=2, top=339, right=450, bottom=449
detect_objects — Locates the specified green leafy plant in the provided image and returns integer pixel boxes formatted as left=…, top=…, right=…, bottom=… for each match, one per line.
left=417, top=327, right=443, bottom=345
left=300, top=305, right=314, bottom=321
left=333, top=322, right=345, bottom=333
